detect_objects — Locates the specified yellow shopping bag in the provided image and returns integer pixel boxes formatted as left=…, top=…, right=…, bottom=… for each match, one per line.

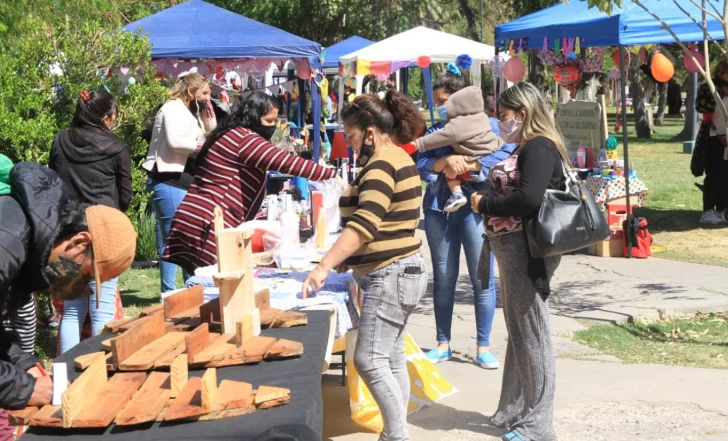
left=345, top=330, right=458, bottom=432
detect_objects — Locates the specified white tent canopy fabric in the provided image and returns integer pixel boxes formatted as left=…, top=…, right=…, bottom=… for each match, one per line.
left=339, top=26, right=497, bottom=64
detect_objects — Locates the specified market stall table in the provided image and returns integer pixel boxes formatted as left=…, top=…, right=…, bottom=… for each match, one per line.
left=586, top=175, right=648, bottom=211
left=21, top=310, right=330, bottom=441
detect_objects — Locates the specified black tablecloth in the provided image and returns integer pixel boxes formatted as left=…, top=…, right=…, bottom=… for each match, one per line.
left=23, top=311, right=330, bottom=441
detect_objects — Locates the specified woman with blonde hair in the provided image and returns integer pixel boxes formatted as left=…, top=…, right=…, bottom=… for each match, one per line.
left=143, top=71, right=216, bottom=293
left=471, top=82, right=567, bottom=441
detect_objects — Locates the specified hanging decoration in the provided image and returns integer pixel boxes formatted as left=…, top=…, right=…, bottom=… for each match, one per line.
left=638, top=47, right=648, bottom=64
left=369, top=61, right=392, bottom=76
left=552, top=64, right=581, bottom=93
left=456, top=54, right=473, bottom=71
left=357, top=59, right=372, bottom=75
left=390, top=60, right=411, bottom=72
left=538, top=46, right=606, bottom=74
left=416, top=56, right=431, bottom=68
left=501, top=38, right=530, bottom=55
left=611, top=49, right=631, bottom=68
left=295, top=59, right=311, bottom=80
left=684, top=44, right=705, bottom=73
left=542, top=36, right=549, bottom=56
left=489, top=55, right=507, bottom=98
left=651, top=51, right=674, bottom=82
left=504, top=57, right=526, bottom=82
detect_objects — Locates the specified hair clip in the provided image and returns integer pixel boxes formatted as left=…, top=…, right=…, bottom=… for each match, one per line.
left=178, top=67, right=199, bottom=78
left=446, top=63, right=462, bottom=77
left=79, top=90, right=91, bottom=102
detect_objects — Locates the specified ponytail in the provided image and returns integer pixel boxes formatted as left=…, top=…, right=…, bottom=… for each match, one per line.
left=71, top=88, right=117, bottom=130
left=384, top=90, right=424, bottom=144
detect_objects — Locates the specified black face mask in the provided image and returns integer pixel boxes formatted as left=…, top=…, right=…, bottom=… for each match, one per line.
left=256, top=124, right=277, bottom=141
left=189, top=99, right=207, bottom=114
left=358, top=141, right=376, bottom=166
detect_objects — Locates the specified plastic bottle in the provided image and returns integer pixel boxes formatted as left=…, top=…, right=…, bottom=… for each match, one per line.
left=279, top=194, right=300, bottom=244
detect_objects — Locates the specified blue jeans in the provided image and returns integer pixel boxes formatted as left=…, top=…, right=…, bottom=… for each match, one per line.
left=424, top=207, right=496, bottom=347
left=354, top=253, right=428, bottom=441
left=59, top=278, right=118, bottom=354
left=147, top=179, right=191, bottom=293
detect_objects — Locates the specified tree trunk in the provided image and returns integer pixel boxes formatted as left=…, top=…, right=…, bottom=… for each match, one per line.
left=655, top=82, right=667, bottom=126
left=457, top=0, right=481, bottom=41
left=629, top=67, right=652, bottom=139
left=528, top=52, right=551, bottom=101
left=667, top=79, right=682, bottom=115
left=673, top=73, right=699, bottom=141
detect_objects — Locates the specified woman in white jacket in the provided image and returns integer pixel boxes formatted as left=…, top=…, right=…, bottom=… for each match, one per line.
left=143, top=71, right=216, bottom=293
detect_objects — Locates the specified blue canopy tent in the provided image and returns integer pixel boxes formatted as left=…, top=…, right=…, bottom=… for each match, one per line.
left=495, top=0, right=725, bottom=48
left=322, top=36, right=374, bottom=71
left=494, top=0, right=726, bottom=256
left=123, top=0, right=320, bottom=59
left=124, top=0, right=326, bottom=159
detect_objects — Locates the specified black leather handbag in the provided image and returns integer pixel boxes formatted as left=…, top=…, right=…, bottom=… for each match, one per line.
left=525, top=160, right=610, bottom=258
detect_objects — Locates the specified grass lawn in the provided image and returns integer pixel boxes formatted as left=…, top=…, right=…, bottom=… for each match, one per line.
left=574, top=313, right=728, bottom=370
left=118, top=267, right=183, bottom=316
left=35, top=267, right=180, bottom=364
left=612, top=114, right=728, bottom=267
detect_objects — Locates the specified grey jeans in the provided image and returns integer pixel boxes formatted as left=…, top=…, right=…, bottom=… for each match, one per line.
left=354, top=252, right=428, bottom=441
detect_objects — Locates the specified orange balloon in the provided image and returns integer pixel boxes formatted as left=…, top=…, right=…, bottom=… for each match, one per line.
left=651, top=52, right=674, bottom=82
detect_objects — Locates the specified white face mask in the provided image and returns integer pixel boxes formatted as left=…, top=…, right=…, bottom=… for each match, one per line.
left=498, top=116, right=522, bottom=144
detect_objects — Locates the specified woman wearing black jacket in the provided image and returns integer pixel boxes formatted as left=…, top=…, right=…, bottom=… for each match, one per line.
left=471, top=82, right=566, bottom=441
left=50, top=89, right=133, bottom=354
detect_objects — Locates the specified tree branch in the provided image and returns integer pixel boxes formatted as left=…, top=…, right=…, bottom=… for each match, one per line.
left=631, top=0, right=708, bottom=79
left=673, top=0, right=728, bottom=54
left=688, top=0, right=725, bottom=24
left=707, top=0, right=722, bottom=18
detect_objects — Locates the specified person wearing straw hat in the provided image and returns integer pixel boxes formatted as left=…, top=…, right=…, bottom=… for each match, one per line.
left=0, top=162, right=136, bottom=411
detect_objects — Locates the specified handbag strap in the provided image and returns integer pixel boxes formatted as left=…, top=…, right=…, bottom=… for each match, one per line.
left=558, top=156, right=576, bottom=190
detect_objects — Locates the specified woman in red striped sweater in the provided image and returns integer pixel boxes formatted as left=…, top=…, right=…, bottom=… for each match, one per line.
left=163, top=92, right=337, bottom=273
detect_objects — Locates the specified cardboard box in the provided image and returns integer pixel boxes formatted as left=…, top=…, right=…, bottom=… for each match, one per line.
left=588, top=230, right=625, bottom=257
left=606, top=204, right=632, bottom=230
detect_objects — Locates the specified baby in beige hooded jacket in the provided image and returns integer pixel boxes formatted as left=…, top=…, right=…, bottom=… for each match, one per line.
left=415, top=85, right=502, bottom=211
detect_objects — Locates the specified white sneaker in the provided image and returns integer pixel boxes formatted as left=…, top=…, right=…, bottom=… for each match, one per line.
left=444, top=191, right=468, bottom=213
left=700, top=210, right=723, bottom=225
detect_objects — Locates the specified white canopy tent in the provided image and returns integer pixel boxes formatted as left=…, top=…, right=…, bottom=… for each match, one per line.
left=339, top=26, right=498, bottom=65
left=338, top=26, right=500, bottom=123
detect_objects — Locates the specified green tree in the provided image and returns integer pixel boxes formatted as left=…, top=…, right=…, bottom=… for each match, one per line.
left=0, top=14, right=167, bottom=226
left=580, top=0, right=728, bottom=138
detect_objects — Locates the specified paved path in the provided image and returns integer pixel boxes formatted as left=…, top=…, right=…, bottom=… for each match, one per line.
left=324, top=230, right=728, bottom=441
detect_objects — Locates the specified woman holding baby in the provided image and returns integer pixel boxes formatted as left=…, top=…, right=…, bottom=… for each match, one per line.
left=415, top=67, right=515, bottom=369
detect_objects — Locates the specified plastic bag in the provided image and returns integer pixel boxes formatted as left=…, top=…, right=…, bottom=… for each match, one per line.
left=346, top=331, right=458, bottom=432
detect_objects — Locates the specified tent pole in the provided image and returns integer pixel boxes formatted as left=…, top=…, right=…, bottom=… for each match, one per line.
left=495, top=48, right=500, bottom=116
left=287, top=68, right=295, bottom=121
left=422, top=66, right=436, bottom=126
left=619, top=45, right=633, bottom=258
left=311, top=78, right=321, bottom=163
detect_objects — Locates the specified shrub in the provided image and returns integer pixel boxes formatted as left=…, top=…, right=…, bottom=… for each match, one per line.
left=134, top=209, right=158, bottom=262
left=0, top=16, right=167, bottom=221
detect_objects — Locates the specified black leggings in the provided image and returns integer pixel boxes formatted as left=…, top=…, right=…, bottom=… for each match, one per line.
left=703, top=136, right=728, bottom=212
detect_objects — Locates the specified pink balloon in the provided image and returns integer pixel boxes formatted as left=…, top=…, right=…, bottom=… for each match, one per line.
left=684, top=49, right=705, bottom=73
left=503, top=57, right=526, bottom=82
